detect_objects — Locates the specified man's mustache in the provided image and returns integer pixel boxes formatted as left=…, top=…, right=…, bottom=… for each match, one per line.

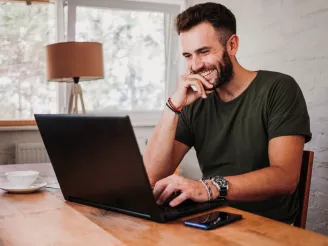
left=191, top=65, right=217, bottom=75
left=190, top=66, right=218, bottom=91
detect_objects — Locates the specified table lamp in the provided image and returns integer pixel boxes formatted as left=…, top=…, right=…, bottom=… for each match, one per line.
left=46, top=42, right=104, bottom=114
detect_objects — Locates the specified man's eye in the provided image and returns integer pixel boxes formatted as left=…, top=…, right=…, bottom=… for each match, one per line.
left=201, top=50, right=209, bottom=54
left=184, top=55, right=192, bottom=59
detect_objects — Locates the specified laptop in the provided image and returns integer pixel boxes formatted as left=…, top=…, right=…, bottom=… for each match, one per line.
left=34, top=114, right=224, bottom=222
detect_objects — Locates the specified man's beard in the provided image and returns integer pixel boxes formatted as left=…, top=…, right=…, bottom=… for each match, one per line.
left=212, top=50, right=234, bottom=89
left=193, top=50, right=234, bottom=90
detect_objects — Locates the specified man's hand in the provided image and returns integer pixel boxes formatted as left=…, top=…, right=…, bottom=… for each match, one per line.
left=170, top=73, right=214, bottom=110
left=153, top=174, right=213, bottom=207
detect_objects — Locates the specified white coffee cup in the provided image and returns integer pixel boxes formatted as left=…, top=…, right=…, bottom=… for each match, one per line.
left=5, top=171, right=39, bottom=188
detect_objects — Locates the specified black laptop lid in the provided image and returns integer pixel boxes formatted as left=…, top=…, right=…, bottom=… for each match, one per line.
left=35, top=114, right=159, bottom=218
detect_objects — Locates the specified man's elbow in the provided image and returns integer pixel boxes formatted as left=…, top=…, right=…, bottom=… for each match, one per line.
left=276, top=167, right=300, bottom=195
left=285, top=179, right=299, bottom=195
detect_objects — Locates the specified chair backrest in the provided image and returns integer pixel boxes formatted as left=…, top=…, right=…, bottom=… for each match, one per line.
left=294, top=150, right=314, bottom=228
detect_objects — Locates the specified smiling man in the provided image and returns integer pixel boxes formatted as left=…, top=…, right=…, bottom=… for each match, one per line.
left=143, top=2, right=311, bottom=224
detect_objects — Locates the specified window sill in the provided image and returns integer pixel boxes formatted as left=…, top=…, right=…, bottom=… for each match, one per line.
left=0, top=120, right=36, bottom=127
left=0, top=112, right=160, bottom=131
left=0, top=120, right=38, bottom=131
left=0, top=126, right=39, bottom=132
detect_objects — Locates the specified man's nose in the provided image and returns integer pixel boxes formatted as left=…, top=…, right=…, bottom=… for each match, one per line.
left=190, top=56, right=204, bottom=73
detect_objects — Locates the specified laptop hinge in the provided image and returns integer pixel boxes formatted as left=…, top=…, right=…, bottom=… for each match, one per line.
left=68, top=196, right=151, bottom=219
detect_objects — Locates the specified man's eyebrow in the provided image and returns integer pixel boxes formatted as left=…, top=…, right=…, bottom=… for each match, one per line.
left=195, top=46, right=211, bottom=53
left=182, top=46, right=211, bottom=56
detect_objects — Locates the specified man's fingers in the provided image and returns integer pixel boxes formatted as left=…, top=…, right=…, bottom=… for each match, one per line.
left=188, top=74, right=214, bottom=89
left=192, top=79, right=206, bottom=99
left=156, top=184, right=176, bottom=205
left=182, top=78, right=206, bottom=98
left=153, top=181, right=167, bottom=201
left=169, top=192, right=189, bottom=207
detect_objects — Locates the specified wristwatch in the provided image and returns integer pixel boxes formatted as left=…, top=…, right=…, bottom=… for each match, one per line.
left=210, top=176, right=229, bottom=198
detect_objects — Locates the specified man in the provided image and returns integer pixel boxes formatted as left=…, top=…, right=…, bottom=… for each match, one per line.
left=143, top=2, right=311, bottom=224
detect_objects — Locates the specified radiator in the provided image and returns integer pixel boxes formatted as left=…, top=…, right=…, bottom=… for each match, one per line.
left=15, top=142, right=50, bottom=164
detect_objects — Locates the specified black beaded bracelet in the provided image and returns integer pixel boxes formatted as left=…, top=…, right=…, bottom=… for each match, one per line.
left=166, top=102, right=181, bottom=115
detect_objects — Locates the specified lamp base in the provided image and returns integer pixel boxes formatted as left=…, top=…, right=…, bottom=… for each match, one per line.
left=68, top=83, right=86, bottom=114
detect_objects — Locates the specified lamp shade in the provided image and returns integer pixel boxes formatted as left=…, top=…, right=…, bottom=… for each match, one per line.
left=46, top=42, right=104, bottom=82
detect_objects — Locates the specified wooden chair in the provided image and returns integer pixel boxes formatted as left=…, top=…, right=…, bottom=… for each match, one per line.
left=294, top=150, right=314, bottom=229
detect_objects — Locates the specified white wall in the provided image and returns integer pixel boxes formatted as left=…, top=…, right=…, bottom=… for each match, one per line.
left=185, top=0, right=328, bottom=235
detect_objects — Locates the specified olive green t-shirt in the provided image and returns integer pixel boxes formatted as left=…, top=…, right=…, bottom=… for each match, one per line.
left=175, top=70, right=312, bottom=224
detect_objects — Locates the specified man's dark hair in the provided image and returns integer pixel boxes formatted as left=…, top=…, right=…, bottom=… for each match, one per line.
left=175, top=2, right=236, bottom=46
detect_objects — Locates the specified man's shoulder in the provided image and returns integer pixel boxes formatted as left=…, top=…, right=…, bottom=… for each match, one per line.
left=253, top=70, right=302, bottom=101
left=258, top=70, right=299, bottom=89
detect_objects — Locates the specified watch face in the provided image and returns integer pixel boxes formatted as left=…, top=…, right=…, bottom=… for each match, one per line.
left=214, top=176, right=228, bottom=188
left=211, top=176, right=228, bottom=197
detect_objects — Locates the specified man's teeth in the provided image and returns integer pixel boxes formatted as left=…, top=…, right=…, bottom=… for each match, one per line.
left=200, top=69, right=214, bottom=77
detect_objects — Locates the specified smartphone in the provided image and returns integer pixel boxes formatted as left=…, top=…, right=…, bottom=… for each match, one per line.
left=183, top=211, right=242, bottom=230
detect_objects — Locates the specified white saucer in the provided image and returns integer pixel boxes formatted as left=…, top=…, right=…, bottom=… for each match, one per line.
left=0, top=181, right=47, bottom=194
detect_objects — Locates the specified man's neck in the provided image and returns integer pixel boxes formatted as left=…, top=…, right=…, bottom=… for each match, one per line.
left=216, top=65, right=258, bottom=102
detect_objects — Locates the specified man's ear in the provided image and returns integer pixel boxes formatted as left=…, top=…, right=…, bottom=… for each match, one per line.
left=226, top=34, right=239, bottom=56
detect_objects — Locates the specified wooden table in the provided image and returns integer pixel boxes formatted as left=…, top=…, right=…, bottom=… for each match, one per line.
left=1, top=164, right=328, bottom=246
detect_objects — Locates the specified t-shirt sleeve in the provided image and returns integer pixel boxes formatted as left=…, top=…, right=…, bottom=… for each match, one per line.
left=175, top=109, right=194, bottom=147
left=267, top=75, right=312, bottom=143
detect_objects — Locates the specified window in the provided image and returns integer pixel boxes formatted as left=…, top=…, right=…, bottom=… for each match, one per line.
left=0, top=1, right=56, bottom=120
left=0, top=0, right=182, bottom=125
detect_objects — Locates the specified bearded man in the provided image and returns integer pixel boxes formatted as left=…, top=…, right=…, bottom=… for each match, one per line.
left=143, top=2, right=311, bottom=224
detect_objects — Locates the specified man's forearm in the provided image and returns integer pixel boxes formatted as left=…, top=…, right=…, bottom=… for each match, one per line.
left=224, top=166, right=298, bottom=201
left=143, top=107, right=178, bottom=185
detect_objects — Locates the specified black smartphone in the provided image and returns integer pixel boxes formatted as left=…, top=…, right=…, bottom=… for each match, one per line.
left=183, top=211, right=242, bottom=230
